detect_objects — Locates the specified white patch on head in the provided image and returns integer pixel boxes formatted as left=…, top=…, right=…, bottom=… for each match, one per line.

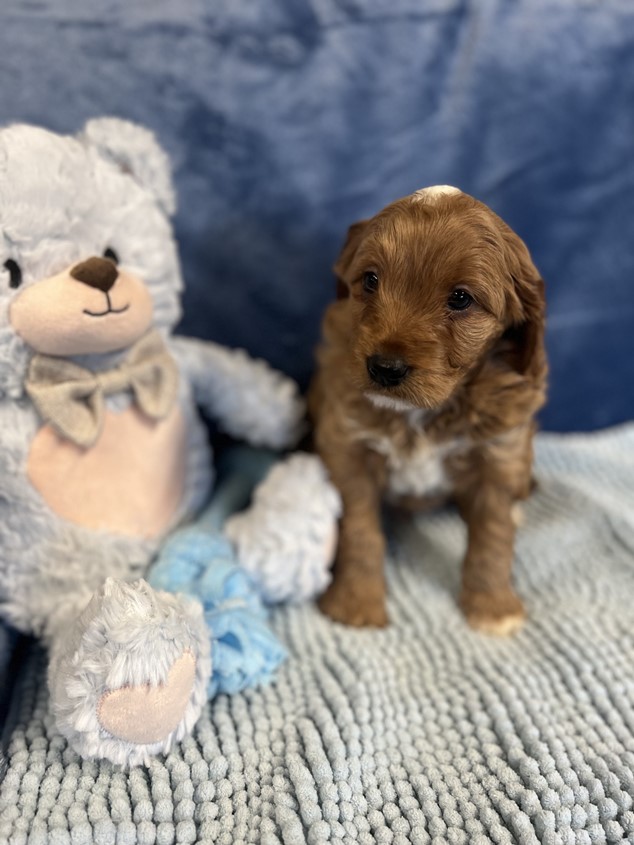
left=412, top=185, right=461, bottom=204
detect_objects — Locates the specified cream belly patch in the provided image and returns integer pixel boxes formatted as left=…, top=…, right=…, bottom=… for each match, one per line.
left=28, top=405, right=187, bottom=539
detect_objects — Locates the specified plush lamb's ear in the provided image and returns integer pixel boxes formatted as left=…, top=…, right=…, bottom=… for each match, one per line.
left=333, top=220, right=368, bottom=299
left=81, top=117, right=176, bottom=216
left=498, top=223, right=547, bottom=379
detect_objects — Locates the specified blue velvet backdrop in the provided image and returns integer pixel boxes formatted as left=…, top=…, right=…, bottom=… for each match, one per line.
left=0, top=0, right=633, bottom=430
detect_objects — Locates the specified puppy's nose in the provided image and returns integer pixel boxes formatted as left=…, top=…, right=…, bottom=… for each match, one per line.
left=70, top=257, right=118, bottom=292
left=366, top=355, right=410, bottom=387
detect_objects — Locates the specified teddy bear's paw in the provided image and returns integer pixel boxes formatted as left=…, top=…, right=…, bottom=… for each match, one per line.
left=48, top=578, right=211, bottom=767
left=97, top=649, right=196, bottom=745
left=225, top=453, right=341, bottom=603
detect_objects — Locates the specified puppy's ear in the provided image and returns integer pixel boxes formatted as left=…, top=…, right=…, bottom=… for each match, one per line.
left=333, top=220, right=368, bottom=299
left=498, top=225, right=546, bottom=379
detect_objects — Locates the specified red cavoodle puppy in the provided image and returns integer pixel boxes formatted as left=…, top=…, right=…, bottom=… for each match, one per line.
left=310, top=186, right=547, bottom=634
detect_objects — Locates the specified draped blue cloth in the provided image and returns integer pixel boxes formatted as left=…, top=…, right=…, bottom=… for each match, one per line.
left=1, top=0, right=633, bottom=711
left=0, top=1, right=631, bottom=431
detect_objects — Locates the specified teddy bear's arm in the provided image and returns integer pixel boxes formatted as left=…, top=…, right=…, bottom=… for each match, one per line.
left=169, top=336, right=305, bottom=450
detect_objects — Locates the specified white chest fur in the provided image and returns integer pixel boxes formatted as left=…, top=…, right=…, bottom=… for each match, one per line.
left=357, top=401, right=463, bottom=500
left=371, top=431, right=456, bottom=499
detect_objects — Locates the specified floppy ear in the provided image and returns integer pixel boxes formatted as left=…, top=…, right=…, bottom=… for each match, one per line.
left=80, top=117, right=176, bottom=217
left=333, top=220, right=368, bottom=300
left=497, top=225, right=547, bottom=379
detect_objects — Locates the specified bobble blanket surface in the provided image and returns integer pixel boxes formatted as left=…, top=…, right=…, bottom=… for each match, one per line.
left=1, top=424, right=633, bottom=843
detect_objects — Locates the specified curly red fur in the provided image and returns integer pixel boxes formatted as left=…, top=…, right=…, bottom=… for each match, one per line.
left=309, top=190, right=547, bottom=633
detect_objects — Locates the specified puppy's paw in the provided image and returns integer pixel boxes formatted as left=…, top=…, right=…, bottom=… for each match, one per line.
left=460, top=588, right=526, bottom=636
left=318, top=577, right=388, bottom=628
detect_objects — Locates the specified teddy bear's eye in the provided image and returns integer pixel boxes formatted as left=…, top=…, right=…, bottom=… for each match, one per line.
left=103, top=247, right=119, bottom=265
left=3, top=259, right=22, bottom=289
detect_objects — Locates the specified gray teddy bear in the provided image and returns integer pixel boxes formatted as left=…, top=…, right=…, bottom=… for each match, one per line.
left=0, top=118, right=332, bottom=767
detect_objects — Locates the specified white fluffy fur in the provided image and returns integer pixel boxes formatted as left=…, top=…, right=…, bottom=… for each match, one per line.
left=350, top=405, right=464, bottom=500
left=225, top=454, right=341, bottom=603
left=412, top=185, right=461, bottom=202
left=369, top=433, right=458, bottom=499
left=49, top=579, right=211, bottom=767
left=170, top=336, right=304, bottom=450
left=0, top=120, right=305, bottom=765
left=81, top=118, right=177, bottom=216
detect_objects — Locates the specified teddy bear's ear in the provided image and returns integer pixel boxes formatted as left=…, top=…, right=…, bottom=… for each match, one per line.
left=80, top=118, right=176, bottom=217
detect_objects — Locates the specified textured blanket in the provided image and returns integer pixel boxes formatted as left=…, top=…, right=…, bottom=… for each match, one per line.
left=0, top=626, right=19, bottom=785
left=1, top=425, right=633, bottom=844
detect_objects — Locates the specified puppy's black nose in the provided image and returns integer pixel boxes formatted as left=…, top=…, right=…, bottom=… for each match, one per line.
left=366, top=355, right=410, bottom=387
left=70, top=257, right=118, bottom=292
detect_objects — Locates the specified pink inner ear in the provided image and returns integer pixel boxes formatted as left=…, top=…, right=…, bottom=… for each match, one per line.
left=97, top=650, right=196, bottom=745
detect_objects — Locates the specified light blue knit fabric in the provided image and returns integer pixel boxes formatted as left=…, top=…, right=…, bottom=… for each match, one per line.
left=148, top=447, right=287, bottom=698
left=150, top=528, right=286, bottom=700
left=0, top=425, right=633, bottom=844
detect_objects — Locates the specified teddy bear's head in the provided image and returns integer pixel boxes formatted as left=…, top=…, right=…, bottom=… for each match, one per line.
left=0, top=118, right=183, bottom=394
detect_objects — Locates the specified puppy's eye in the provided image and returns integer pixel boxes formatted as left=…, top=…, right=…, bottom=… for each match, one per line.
left=3, top=259, right=22, bottom=289
left=103, top=247, right=119, bottom=265
left=447, top=289, right=473, bottom=311
left=362, top=271, right=379, bottom=293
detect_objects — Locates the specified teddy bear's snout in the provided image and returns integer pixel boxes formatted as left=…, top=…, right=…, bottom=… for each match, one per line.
left=70, top=256, right=118, bottom=293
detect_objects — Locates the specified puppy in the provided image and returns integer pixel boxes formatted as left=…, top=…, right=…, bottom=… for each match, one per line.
left=309, top=186, right=547, bottom=634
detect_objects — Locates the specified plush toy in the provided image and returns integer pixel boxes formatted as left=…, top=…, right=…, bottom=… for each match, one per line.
left=147, top=445, right=339, bottom=697
left=0, top=119, right=338, bottom=767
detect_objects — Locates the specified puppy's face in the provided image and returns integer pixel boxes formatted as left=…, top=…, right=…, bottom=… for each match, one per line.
left=334, top=187, right=545, bottom=411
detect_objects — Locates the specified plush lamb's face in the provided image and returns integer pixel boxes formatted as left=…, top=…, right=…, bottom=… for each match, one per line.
left=0, top=122, right=182, bottom=359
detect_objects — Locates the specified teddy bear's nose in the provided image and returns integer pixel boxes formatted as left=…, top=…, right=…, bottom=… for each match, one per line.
left=70, top=257, right=118, bottom=293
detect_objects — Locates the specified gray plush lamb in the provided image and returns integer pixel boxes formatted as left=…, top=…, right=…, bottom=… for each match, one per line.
left=0, top=119, right=337, bottom=767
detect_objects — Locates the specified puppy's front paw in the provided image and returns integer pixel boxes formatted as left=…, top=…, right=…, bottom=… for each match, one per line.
left=318, top=576, right=388, bottom=628
left=460, top=587, right=526, bottom=636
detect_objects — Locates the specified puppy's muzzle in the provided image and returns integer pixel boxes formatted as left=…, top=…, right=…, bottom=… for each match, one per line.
left=366, top=355, right=410, bottom=387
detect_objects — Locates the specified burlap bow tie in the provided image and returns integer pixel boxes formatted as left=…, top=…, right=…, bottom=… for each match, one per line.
left=25, top=330, right=179, bottom=448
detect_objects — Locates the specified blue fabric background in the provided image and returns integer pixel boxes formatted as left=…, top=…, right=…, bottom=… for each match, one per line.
left=0, top=0, right=632, bottom=430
